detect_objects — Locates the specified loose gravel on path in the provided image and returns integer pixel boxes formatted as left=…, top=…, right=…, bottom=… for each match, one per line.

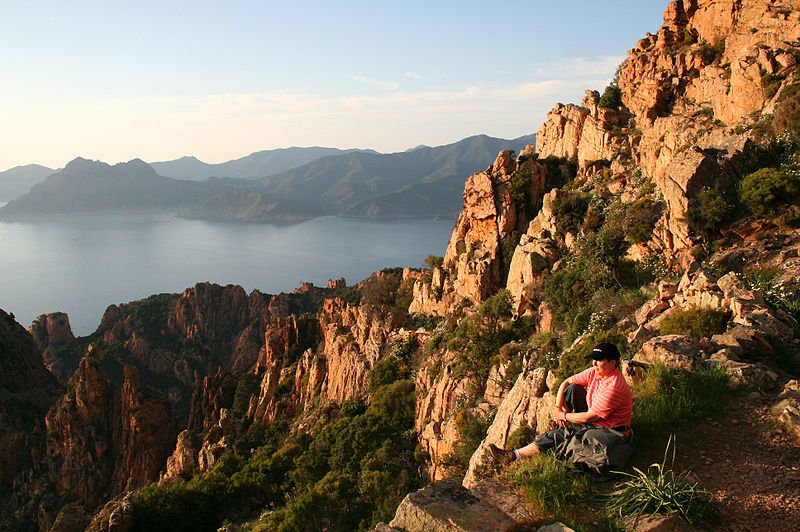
left=674, top=393, right=800, bottom=530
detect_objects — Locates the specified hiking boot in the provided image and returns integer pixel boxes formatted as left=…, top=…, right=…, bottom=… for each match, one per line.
left=488, top=443, right=516, bottom=467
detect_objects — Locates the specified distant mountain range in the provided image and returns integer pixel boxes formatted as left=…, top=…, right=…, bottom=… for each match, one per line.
left=0, top=164, right=57, bottom=202
left=0, top=158, right=226, bottom=217
left=150, top=147, right=375, bottom=180
left=0, top=134, right=535, bottom=222
left=186, top=134, right=535, bottom=222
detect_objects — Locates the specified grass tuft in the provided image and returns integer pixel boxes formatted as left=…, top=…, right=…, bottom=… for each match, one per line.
left=609, top=436, right=715, bottom=527
left=631, top=364, right=731, bottom=443
left=504, top=453, right=592, bottom=520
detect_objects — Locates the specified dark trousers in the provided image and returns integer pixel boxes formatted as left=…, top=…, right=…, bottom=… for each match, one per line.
left=564, top=383, right=588, bottom=413
left=533, top=383, right=588, bottom=451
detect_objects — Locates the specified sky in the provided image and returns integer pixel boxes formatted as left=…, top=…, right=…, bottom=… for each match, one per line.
left=0, top=1, right=669, bottom=171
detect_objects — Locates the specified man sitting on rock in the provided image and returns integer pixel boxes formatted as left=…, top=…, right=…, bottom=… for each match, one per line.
left=489, top=342, right=632, bottom=467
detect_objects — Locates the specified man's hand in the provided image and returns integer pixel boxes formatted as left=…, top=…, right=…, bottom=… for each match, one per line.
left=552, top=407, right=568, bottom=428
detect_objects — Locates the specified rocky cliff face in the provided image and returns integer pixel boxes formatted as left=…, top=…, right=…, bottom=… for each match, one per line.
left=405, top=0, right=800, bottom=506
left=533, top=0, right=800, bottom=266
left=42, top=356, right=179, bottom=523
left=29, top=312, right=76, bottom=385
left=410, top=148, right=547, bottom=316
left=3, top=1, right=799, bottom=529
left=0, top=309, right=62, bottom=526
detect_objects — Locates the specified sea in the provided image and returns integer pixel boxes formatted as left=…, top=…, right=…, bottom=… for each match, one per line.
left=0, top=207, right=454, bottom=336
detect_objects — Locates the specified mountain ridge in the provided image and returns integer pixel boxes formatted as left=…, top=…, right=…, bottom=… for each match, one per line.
left=0, top=134, right=534, bottom=222
left=0, top=163, right=57, bottom=202
left=186, top=133, right=535, bottom=222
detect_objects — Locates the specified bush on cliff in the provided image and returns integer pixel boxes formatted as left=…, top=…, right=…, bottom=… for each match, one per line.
left=740, top=167, right=800, bottom=216
left=686, top=185, right=737, bottom=242
left=599, top=83, right=623, bottom=110
left=552, top=191, right=591, bottom=237
left=441, top=408, right=492, bottom=479
left=132, top=379, right=420, bottom=532
left=263, top=380, right=419, bottom=530
left=658, top=306, right=730, bottom=340
left=447, top=289, right=518, bottom=386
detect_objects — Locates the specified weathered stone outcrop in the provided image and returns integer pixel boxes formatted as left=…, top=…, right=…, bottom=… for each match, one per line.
left=383, top=479, right=531, bottom=531
left=249, top=297, right=407, bottom=424
left=410, top=150, right=547, bottom=316
left=29, top=312, right=74, bottom=351
left=29, top=312, right=76, bottom=384
left=463, top=365, right=552, bottom=489
left=85, top=492, right=134, bottom=532
left=505, top=190, right=561, bottom=315
left=168, top=283, right=269, bottom=372
left=534, top=0, right=800, bottom=264
left=0, top=309, right=62, bottom=525
left=627, top=264, right=796, bottom=389
left=414, top=360, right=473, bottom=481
left=187, top=369, right=238, bottom=434
left=161, top=429, right=198, bottom=481
left=43, top=355, right=178, bottom=514
left=536, top=90, right=630, bottom=167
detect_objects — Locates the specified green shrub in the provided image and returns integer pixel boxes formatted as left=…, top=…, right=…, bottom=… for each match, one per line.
left=774, top=83, right=800, bottom=140
left=423, top=255, right=444, bottom=269
left=658, top=307, right=730, bottom=339
left=740, top=167, right=800, bottom=216
left=542, top=155, right=578, bottom=190
left=609, top=437, right=715, bottom=527
left=447, top=289, right=517, bottom=385
left=553, top=191, right=591, bottom=236
left=599, top=83, right=623, bottom=110
left=511, top=163, right=535, bottom=218
left=369, top=338, right=417, bottom=390
left=697, top=39, right=725, bottom=65
left=624, top=198, right=663, bottom=244
left=359, top=271, right=401, bottom=307
left=686, top=186, right=736, bottom=240
left=530, top=332, right=561, bottom=370
left=232, top=373, right=259, bottom=417
left=134, top=379, right=419, bottom=532
left=506, top=425, right=536, bottom=450
left=441, top=408, right=491, bottom=478
left=762, top=72, right=782, bottom=99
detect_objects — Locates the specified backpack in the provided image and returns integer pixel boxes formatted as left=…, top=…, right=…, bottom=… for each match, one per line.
left=556, top=426, right=634, bottom=482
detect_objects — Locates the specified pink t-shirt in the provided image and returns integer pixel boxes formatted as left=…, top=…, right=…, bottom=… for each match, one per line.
left=571, top=367, right=632, bottom=428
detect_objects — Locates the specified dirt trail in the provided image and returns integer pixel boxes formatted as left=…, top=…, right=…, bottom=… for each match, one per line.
left=672, top=392, right=800, bottom=530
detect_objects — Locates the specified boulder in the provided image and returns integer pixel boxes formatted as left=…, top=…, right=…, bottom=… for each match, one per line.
left=463, top=367, right=550, bottom=488
left=387, top=480, right=525, bottom=532
left=773, top=380, right=800, bottom=440
left=707, top=350, right=780, bottom=389
left=623, top=513, right=695, bottom=531
left=633, top=335, right=702, bottom=371
left=636, top=299, right=670, bottom=326
left=710, top=325, right=774, bottom=359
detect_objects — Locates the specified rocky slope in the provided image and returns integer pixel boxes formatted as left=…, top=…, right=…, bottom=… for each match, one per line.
left=0, top=0, right=798, bottom=530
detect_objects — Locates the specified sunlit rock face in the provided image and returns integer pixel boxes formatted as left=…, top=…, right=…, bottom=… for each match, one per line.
left=410, top=148, right=546, bottom=316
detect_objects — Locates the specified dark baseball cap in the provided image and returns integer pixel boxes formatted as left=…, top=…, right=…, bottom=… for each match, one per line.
left=587, top=342, right=620, bottom=361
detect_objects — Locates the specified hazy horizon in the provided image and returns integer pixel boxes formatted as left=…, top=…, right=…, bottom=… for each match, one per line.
left=0, top=1, right=668, bottom=171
